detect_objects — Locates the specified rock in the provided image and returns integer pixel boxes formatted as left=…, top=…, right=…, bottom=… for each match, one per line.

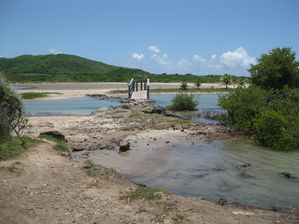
left=236, top=162, right=251, bottom=169
left=280, top=172, right=296, bottom=179
left=217, top=198, right=228, bottom=206
left=121, top=104, right=130, bottom=109
left=119, top=141, right=130, bottom=152
left=40, top=131, right=66, bottom=142
left=165, top=141, right=170, bottom=144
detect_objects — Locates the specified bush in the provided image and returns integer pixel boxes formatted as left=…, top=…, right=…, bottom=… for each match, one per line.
left=253, top=110, right=297, bottom=150
left=218, top=86, right=268, bottom=133
left=166, top=92, right=198, bottom=111
left=0, top=82, right=27, bottom=141
left=219, top=86, right=299, bottom=150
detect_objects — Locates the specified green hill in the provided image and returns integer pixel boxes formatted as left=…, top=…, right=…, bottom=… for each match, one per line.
left=0, top=54, right=150, bottom=82
left=0, top=54, right=247, bottom=83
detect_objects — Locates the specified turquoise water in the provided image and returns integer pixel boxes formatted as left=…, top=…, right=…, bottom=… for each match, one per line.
left=24, top=96, right=120, bottom=115
left=24, top=94, right=220, bottom=116
left=90, top=138, right=299, bottom=209
left=151, top=93, right=220, bottom=109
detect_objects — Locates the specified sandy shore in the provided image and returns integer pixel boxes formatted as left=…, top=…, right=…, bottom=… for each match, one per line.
left=15, top=82, right=234, bottom=100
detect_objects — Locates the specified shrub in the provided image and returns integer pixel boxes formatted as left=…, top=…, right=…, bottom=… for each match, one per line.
left=180, top=81, right=188, bottom=90
left=219, top=86, right=299, bottom=150
left=253, top=110, right=297, bottom=150
left=166, top=92, right=198, bottom=111
left=0, top=82, right=28, bottom=141
left=218, top=86, right=268, bottom=133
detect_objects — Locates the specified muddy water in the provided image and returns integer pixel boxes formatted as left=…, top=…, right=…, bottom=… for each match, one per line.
left=90, top=137, right=299, bottom=209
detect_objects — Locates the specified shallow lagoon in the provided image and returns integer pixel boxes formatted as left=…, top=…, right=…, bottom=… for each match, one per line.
left=24, top=93, right=221, bottom=117
left=24, top=96, right=120, bottom=115
left=90, top=138, right=299, bottom=209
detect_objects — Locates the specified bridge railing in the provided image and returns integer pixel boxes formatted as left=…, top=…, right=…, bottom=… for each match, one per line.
left=128, top=78, right=150, bottom=99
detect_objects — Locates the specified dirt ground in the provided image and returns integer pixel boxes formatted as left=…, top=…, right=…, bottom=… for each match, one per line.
left=0, top=142, right=297, bottom=224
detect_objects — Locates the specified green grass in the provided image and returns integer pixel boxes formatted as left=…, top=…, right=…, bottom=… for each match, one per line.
left=21, top=92, right=61, bottom=99
left=125, top=186, right=170, bottom=201
left=38, top=133, right=69, bottom=152
left=109, top=87, right=232, bottom=94
left=0, top=136, right=39, bottom=160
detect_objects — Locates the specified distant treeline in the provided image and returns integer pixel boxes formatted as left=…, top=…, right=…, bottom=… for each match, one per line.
left=0, top=54, right=248, bottom=83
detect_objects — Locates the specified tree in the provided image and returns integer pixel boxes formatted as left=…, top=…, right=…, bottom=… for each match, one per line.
left=249, top=47, right=299, bottom=89
left=221, top=74, right=232, bottom=89
left=194, top=79, right=201, bottom=89
left=180, top=81, right=188, bottom=90
left=237, top=78, right=246, bottom=88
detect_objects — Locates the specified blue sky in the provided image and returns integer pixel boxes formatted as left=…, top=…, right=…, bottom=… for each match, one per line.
left=0, top=0, right=298, bottom=76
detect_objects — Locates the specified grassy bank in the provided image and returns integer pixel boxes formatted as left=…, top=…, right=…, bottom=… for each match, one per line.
left=21, top=92, right=61, bottom=100
left=38, top=133, right=69, bottom=152
left=0, top=136, right=39, bottom=160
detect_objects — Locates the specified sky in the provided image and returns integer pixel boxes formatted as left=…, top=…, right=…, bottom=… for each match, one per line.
left=0, top=0, right=298, bottom=76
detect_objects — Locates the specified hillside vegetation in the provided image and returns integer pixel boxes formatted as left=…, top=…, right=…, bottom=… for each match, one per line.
left=0, top=54, right=247, bottom=83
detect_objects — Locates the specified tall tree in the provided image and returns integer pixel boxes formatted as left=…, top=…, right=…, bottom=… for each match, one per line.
left=249, top=47, right=299, bottom=89
left=221, top=74, right=232, bottom=89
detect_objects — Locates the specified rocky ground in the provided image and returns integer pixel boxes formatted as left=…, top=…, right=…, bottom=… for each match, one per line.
left=1, top=142, right=297, bottom=224
left=1, top=100, right=298, bottom=223
left=25, top=100, right=233, bottom=152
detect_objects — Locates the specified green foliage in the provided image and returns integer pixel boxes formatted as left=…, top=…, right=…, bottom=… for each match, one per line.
left=219, top=86, right=267, bottom=133
left=180, top=81, right=188, bottom=90
left=21, top=92, right=61, bottom=99
left=219, top=87, right=299, bottom=150
left=38, top=133, right=69, bottom=152
left=166, top=93, right=198, bottom=111
left=0, top=136, right=38, bottom=160
left=237, top=77, right=246, bottom=88
left=125, top=186, right=169, bottom=201
left=0, top=54, right=249, bottom=83
left=250, top=47, right=299, bottom=89
left=253, top=110, right=297, bottom=150
left=221, top=74, right=233, bottom=89
left=194, top=79, right=201, bottom=89
left=0, top=81, right=27, bottom=140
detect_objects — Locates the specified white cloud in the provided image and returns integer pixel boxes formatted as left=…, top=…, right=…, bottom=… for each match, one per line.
left=48, top=48, right=62, bottom=55
left=211, top=54, right=217, bottom=60
left=130, top=45, right=255, bottom=75
left=151, top=53, right=172, bottom=65
left=193, top=54, right=207, bottom=63
left=148, top=45, right=160, bottom=53
left=132, top=53, right=144, bottom=60
left=220, top=47, right=256, bottom=68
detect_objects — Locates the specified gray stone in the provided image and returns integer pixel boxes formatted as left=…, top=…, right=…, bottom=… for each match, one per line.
left=119, top=141, right=130, bottom=152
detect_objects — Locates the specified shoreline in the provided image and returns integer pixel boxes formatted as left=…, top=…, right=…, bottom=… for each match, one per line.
left=0, top=103, right=293, bottom=223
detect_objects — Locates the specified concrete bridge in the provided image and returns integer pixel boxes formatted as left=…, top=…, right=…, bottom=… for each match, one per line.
left=128, top=78, right=150, bottom=100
